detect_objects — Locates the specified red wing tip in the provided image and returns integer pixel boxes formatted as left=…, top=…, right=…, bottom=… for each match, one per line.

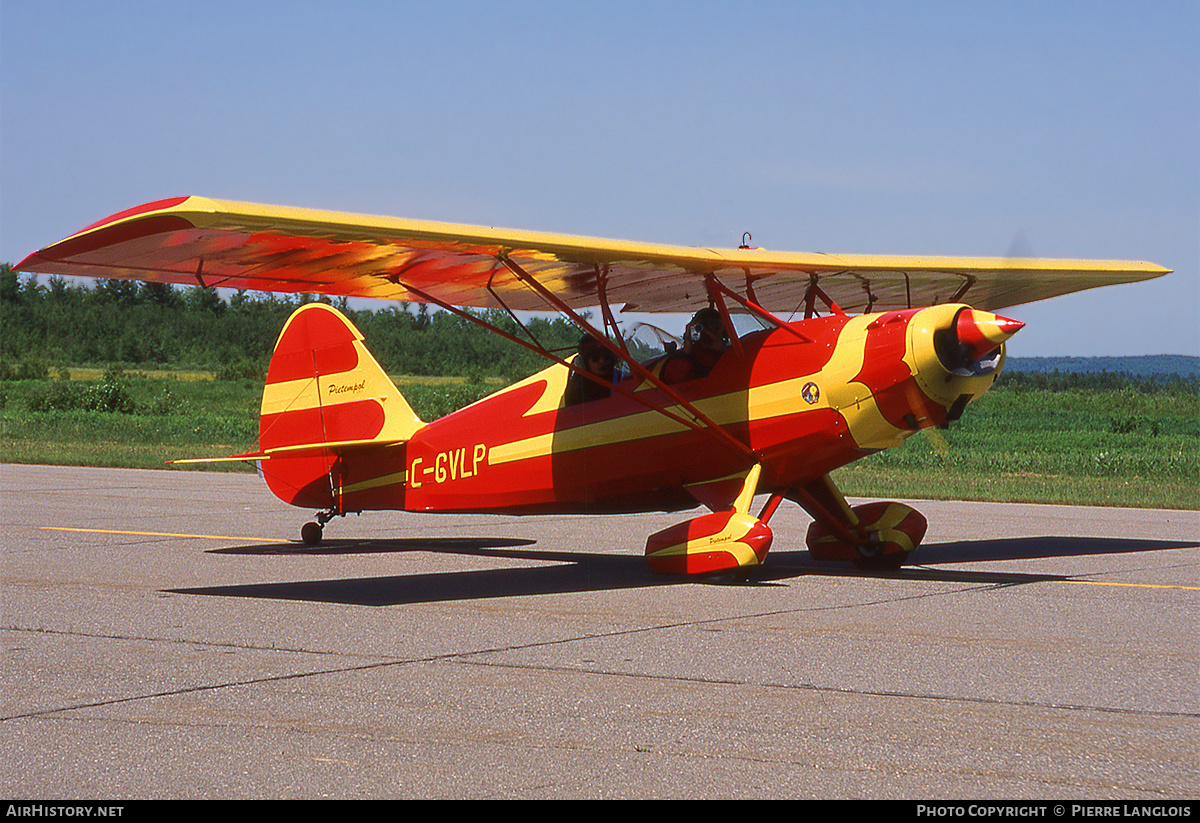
left=15, top=196, right=196, bottom=270
left=14, top=251, right=43, bottom=271
left=76, top=196, right=192, bottom=234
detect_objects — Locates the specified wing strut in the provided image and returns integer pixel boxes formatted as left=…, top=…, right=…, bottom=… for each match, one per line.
left=595, top=264, right=629, bottom=356
left=704, top=275, right=812, bottom=345
left=494, top=254, right=757, bottom=463
left=950, top=276, right=975, bottom=303
left=394, top=277, right=755, bottom=463
left=485, top=269, right=546, bottom=351
left=704, top=276, right=745, bottom=360
left=803, top=274, right=847, bottom=319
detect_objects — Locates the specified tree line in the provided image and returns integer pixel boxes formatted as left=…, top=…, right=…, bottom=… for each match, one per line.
left=3, top=265, right=1195, bottom=394
left=1, top=265, right=585, bottom=381
left=993, top=366, right=1197, bottom=395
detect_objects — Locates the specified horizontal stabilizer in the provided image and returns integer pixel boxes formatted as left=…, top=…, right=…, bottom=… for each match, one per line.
left=169, top=437, right=408, bottom=465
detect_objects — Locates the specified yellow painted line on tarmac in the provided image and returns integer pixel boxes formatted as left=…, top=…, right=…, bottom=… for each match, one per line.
left=41, top=526, right=277, bottom=543
left=1064, top=579, right=1199, bottom=591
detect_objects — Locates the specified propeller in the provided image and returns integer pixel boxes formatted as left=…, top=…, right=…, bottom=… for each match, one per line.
left=905, top=306, right=1025, bottom=461
left=935, top=307, right=1025, bottom=375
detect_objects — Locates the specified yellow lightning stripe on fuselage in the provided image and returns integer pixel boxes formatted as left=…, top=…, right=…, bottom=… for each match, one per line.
left=486, top=314, right=911, bottom=467
left=487, top=389, right=740, bottom=466
left=748, top=314, right=914, bottom=451
left=337, top=470, right=408, bottom=495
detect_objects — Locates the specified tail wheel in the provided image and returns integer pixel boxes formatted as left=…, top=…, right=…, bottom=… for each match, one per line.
left=300, top=521, right=323, bottom=547
left=806, top=501, right=927, bottom=569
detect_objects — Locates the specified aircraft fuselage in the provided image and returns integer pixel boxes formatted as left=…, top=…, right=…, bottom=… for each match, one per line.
left=320, top=303, right=1008, bottom=517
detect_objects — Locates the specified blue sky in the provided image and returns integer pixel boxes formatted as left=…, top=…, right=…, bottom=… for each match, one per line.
left=2, top=0, right=1196, bottom=356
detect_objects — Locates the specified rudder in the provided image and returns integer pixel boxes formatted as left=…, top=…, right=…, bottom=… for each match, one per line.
left=259, top=302, right=422, bottom=508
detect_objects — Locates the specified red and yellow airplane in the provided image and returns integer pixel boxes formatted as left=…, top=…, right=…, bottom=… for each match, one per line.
left=17, top=196, right=1170, bottom=575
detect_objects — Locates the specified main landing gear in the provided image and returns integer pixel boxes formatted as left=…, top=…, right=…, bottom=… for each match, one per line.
left=789, top=475, right=928, bottom=571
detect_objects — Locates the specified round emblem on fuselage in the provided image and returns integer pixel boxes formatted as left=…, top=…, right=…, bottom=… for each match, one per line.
left=801, top=381, right=819, bottom=404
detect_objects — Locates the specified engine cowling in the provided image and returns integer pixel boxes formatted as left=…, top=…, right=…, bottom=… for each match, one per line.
left=907, top=303, right=1024, bottom=416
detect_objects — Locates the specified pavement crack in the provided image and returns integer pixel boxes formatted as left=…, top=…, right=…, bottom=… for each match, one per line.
left=455, top=657, right=1200, bottom=721
left=4, top=624, right=368, bottom=658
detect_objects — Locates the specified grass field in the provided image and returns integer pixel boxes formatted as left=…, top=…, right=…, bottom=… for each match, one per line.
left=1, top=369, right=1195, bottom=509
left=835, top=387, right=1197, bottom=509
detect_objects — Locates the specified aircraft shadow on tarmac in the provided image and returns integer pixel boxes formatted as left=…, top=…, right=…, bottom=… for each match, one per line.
left=168, top=533, right=1196, bottom=607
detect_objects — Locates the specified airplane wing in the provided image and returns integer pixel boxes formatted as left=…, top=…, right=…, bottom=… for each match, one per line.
left=15, top=196, right=1171, bottom=314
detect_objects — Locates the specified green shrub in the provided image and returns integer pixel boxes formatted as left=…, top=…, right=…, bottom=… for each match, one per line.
left=26, top=367, right=137, bottom=413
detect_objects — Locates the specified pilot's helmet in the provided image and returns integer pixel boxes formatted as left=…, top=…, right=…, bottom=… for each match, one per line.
left=577, top=335, right=615, bottom=369
left=687, top=308, right=727, bottom=347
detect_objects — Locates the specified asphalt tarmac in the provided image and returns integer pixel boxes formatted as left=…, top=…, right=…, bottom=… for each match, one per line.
left=3, top=463, right=1197, bottom=799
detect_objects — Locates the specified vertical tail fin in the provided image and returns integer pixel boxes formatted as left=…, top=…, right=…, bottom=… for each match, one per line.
left=259, top=302, right=422, bottom=508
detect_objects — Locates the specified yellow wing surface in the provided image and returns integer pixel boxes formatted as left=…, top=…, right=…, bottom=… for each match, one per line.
left=16, top=196, right=1170, bottom=314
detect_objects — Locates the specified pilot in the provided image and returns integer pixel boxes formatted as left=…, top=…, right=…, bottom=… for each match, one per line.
left=564, top=334, right=618, bottom=406
left=661, top=307, right=729, bottom=384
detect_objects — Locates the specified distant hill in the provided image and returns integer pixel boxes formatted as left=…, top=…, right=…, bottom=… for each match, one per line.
left=1006, top=355, right=1199, bottom=378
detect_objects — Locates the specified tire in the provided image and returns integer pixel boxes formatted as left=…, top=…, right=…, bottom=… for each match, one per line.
left=301, top=522, right=323, bottom=547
